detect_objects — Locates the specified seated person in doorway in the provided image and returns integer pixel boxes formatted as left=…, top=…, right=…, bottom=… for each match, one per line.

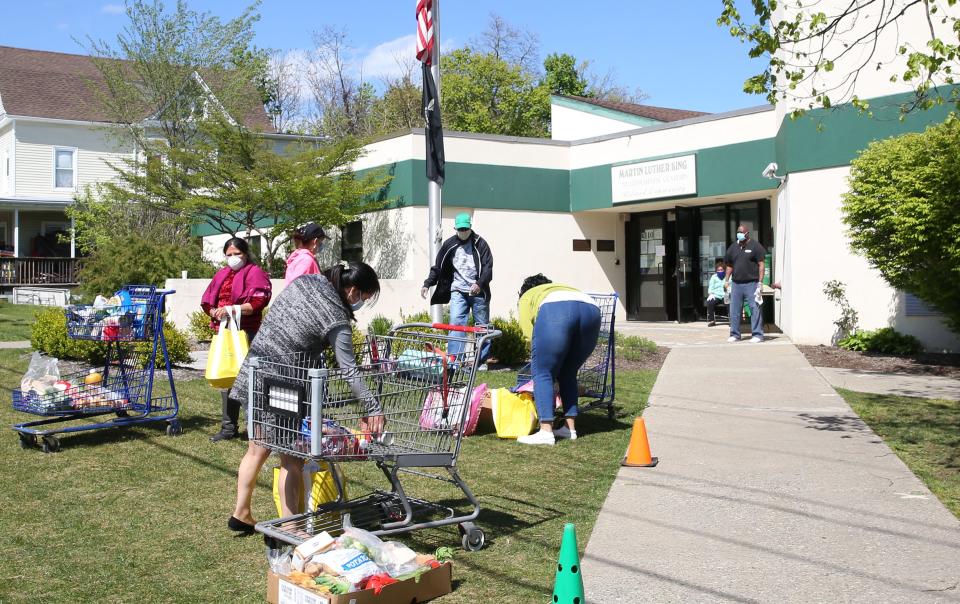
left=706, top=259, right=727, bottom=326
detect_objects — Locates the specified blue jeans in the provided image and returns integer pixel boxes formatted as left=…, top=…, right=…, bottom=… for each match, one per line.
left=448, top=291, right=491, bottom=363
left=531, top=301, right=602, bottom=422
left=729, top=280, right=763, bottom=339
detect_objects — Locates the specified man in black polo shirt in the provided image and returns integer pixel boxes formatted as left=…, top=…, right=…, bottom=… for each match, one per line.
left=723, top=224, right=767, bottom=343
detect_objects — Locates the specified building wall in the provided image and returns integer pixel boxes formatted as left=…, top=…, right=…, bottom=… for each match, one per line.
left=14, top=121, right=130, bottom=199
left=551, top=103, right=657, bottom=141
left=778, top=167, right=959, bottom=351
left=0, top=122, right=13, bottom=195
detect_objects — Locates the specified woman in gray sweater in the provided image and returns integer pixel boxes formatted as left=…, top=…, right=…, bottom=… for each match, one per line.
left=227, top=261, right=384, bottom=533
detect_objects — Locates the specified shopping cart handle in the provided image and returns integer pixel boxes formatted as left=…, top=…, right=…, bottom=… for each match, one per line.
left=432, top=323, right=487, bottom=333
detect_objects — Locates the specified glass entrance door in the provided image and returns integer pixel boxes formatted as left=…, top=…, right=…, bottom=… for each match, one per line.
left=675, top=206, right=698, bottom=321
left=625, top=213, right=668, bottom=321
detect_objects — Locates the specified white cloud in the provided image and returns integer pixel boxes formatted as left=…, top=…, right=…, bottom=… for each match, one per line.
left=357, top=34, right=417, bottom=82
left=101, top=4, right=125, bottom=14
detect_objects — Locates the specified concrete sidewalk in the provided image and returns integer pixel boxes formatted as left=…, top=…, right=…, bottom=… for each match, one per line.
left=582, top=336, right=960, bottom=603
left=816, top=366, right=960, bottom=401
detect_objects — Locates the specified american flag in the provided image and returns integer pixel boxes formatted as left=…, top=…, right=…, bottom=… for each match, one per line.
left=416, top=0, right=434, bottom=64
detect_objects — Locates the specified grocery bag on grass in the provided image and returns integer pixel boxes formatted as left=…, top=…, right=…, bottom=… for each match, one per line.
left=273, top=460, right=347, bottom=516
left=490, top=387, right=538, bottom=438
left=205, top=306, right=248, bottom=389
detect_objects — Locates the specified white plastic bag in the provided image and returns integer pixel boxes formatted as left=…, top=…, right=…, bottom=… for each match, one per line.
left=21, top=352, right=60, bottom=393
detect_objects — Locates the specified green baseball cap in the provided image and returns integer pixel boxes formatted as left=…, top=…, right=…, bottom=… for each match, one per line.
left=454, top=213, right=472, bottom=229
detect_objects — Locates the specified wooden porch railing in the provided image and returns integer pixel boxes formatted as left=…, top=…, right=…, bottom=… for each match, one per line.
left=0, top=257, right=81, bottom=286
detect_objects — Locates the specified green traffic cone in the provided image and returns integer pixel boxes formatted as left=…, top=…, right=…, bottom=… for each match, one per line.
left=552, top=523, right=585, bottom=604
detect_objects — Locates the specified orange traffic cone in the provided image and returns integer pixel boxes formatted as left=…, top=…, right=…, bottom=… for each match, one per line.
left=622, top=416, right=658, bottom=467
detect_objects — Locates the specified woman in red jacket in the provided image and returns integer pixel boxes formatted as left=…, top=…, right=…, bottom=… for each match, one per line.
left=201, top=237, right=272, bottom=442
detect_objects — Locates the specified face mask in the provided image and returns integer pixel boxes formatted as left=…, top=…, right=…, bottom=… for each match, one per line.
left=736, top=232, right=747, bottom=242
left=350, top=299, right=365, bottom=312
left=716, top=271, right=725, bottom=278
left=226, top=255, right=245, bottom=271
left=457, top=230, right=471, bottom=241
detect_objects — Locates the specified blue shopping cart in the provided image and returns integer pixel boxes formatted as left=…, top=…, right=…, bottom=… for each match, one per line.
left=12, top=285, right=181, bottom=453
left=515, top=292, right=618, bottom=419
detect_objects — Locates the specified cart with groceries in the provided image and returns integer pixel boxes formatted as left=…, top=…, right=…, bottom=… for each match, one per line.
left=12, top=285, right=181, bottom=452
left=251, top=322, right=500, bottom=553
left=515, top=292, right=619, bottom=418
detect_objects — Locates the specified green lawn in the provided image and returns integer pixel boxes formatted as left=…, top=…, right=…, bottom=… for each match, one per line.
left=0, top=304, right=40, bottom=341
left=838, top=388, right=960, bottom=519
left=0, top=348, right=656, bottom=603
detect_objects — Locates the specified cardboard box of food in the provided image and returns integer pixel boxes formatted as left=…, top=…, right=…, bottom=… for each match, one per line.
left=266, top=562, right=452, bottom=604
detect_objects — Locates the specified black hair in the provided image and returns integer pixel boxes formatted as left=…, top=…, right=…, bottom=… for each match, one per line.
left=322, top=261, right=381, bottom=321
left=223, top=237, right=251, bottom=257
left=519, top=273, right=552, bottom=299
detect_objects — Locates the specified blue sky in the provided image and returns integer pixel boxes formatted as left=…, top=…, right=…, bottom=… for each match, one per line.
left=1, top=0, right=767, bottom=113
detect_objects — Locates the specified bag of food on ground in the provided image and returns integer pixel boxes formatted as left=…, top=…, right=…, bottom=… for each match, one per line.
left=21, top=352, right=60, bottom=394
left=490, top=387, right=538, bottom=439
left=337, top=526, right=421, bottom=578
left=311, top=547, right=383, bottom=587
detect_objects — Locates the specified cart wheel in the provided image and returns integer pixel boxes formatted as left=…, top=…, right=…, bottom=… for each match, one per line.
left=166, top=420, right=183, bottom=437
left=42, top=436, right=61, bottom=454
left=18, top=434, right=36, bottom=449
left=115, top=409, right=129, bottom=418
left=461, top=526, right=485, bottom=552
left=607, top=404, right=616, bottom=420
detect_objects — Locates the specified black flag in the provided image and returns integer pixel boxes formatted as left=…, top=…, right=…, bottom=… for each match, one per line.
left=422, top=61, right=445, bottom=186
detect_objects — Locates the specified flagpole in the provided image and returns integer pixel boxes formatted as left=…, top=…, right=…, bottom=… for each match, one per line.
left=428, top=0, right=443, bottom=323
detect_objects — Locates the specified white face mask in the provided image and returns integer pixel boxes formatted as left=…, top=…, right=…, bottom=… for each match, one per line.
left=457, top=229, right=471, bottom=241
left=226, top=255, right=245, bottom=271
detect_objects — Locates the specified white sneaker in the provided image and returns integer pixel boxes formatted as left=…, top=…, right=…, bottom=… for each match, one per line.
left=477, top=363, right=489, bottom=371
left=553, top=427, right=577, bottom=440
left=517, top=430, right=555, bottom=445
left=727, top=336, right=739, bottom=343
left=749, top=336, right=764, bottom=343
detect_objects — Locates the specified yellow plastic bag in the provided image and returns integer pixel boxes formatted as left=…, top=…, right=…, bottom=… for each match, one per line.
left=205, top=306, right=249, bottom=389
left=272, top=461, right=347, bottom=516
left=491, top=388, right=539, bottom=439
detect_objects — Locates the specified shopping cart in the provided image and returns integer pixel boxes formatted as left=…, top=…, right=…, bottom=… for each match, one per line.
left=11, top=285, right=181, bottom=453
left=252, top=323, right=499, bottom=552
left=515, top=292, right=618, bottom=418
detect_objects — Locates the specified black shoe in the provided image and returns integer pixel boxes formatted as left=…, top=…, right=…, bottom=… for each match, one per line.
left=210, top=430, right=237, bottom=442
left=228, top=516, right=256, bottom=534
left=708, top=321, right=716, bottom=327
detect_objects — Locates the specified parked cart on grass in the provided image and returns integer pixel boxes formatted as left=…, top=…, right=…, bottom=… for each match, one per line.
left=11, top=285, right=181, bottom=452
left=515, top=292, right=619, bottom=418
left=252, top=323, right=499, bottom=552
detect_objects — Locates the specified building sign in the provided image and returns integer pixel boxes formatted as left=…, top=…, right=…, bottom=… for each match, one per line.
left=611, top=154, right=697, bottom=203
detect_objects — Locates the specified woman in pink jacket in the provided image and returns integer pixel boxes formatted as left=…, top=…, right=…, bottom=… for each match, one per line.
left=284, top=223, right=328, bottom=285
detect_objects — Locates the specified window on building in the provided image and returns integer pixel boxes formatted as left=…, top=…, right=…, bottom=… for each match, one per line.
left=54, top=148, right=76, bottom=189
left=341, top=221, right=363, bottom=263
left=572, top=239, right=591, bottom=251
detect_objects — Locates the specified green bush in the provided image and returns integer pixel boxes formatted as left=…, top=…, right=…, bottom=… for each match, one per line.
left=838, top=327, right=922, bottom=355
left=78, top=234, right=215, bottom=297
left=615, top=333, right=657, bottom=361
left=489, top=314, right=530, bottom=366
left=188, top=310, right=216, bottom=342
left=367, top=315, right=394, bottom=336
left=31, top=308, right=192, bottom=368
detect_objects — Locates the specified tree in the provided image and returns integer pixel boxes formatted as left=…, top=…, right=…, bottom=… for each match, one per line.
left=842, top=114, right=960, bottom=332
left=718, top=1, right=960, bottom=115
left=261, top=50, right=303, bottom=133
left=442, top=47, right=551, bottom=137
left=371, top=61, right=424, bottom=135
left=542, top=53, right=589, bottom=96
left=305, top=27, right=377, bottom=138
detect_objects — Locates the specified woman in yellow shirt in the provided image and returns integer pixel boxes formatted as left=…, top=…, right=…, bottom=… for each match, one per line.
left=516, top=274, right=602, bottom=445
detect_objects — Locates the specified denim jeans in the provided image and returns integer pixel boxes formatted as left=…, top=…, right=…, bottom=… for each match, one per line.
left=530, top=301, right=602, bottom=422
left=447, top=290, right=491, bottom=363
left=729, top=280, right=763, bottom=339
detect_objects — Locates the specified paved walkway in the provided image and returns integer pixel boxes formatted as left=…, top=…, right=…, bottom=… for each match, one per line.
left=0, top=340, right=31, bottom=349
left=582, top=328, right=960, bottom=603
left=816, top=366, right=960, bottom=401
